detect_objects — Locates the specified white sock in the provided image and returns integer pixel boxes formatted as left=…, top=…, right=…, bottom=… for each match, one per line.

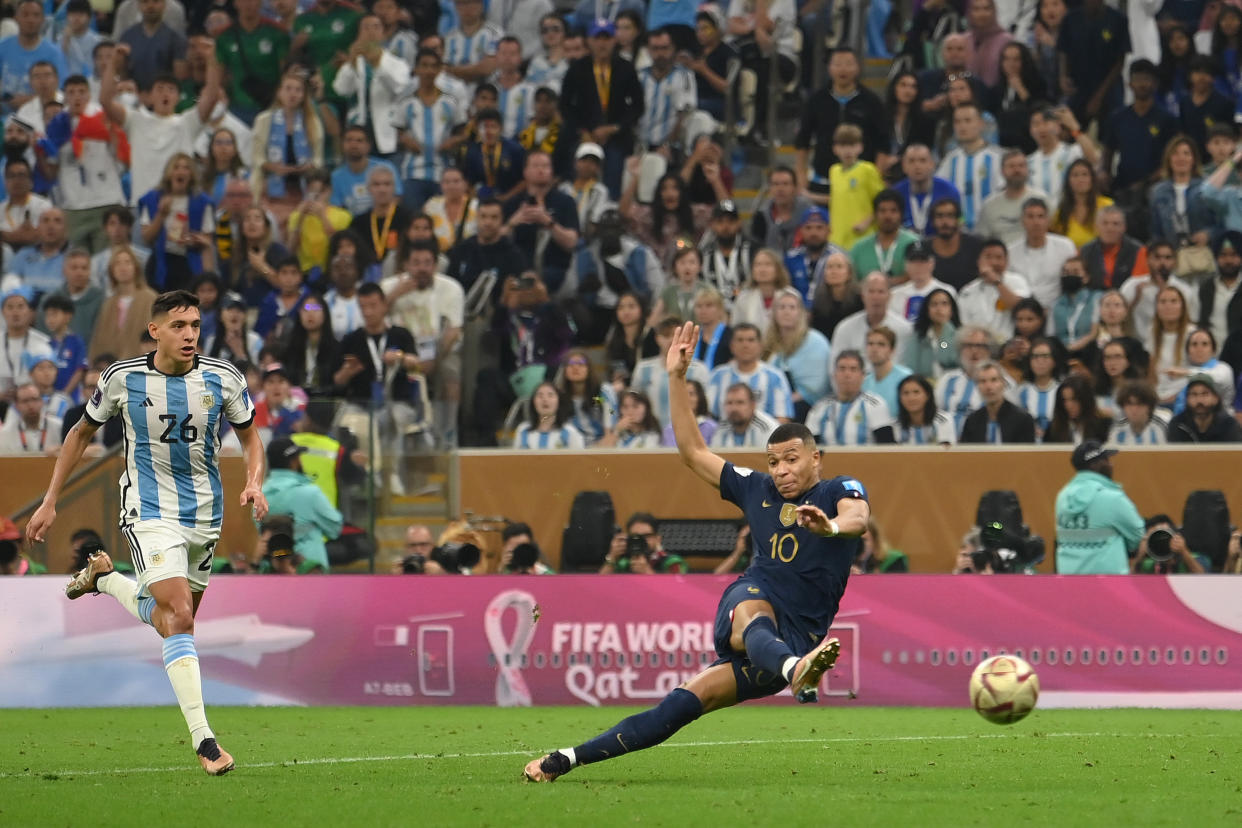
left=96, top=572, right=141, bottom=620
left=162, top=634, right=214, bottom=749
left=559, top=748, right=577, bottom=767
left=781, top=656, right=800, bottom=682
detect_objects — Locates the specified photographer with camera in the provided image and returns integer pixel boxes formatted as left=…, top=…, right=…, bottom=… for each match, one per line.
left=599, top=513, right=689, bottom=574
left=399, top=522, right=483, bottom=574
left=1131, top=515, right=1207, bottom=574
left=500, top=522, right=556, bottom=575
left=1054, top=441, right=1145, bottom=574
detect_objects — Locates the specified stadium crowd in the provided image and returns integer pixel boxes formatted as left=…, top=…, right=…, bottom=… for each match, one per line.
left=1, top=0, right=1242, bottom=571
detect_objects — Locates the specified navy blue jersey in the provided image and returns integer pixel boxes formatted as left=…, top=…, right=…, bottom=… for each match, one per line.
left=718, top=462, right=867, bottom=640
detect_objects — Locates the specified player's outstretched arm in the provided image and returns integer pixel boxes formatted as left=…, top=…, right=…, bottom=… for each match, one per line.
left=234, top=424, right=270, bottom=521
left=667, top=321, right=725, bottom=489
left=26, top=419, right=101, bottom=542
left=795, top=497, right=870, bottom=538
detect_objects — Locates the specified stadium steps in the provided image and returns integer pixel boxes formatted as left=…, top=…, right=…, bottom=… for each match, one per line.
left=374, top=465, right=454, bottom=566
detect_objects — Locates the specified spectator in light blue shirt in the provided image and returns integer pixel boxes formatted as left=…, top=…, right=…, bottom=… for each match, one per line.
left=862, top=324, right=913, bottom=417
left=9, top=207, right=68, bottom=301
left=764, top=287, right=832, bottom=421
left=0, top=0, right=68, bottom=109
left=58, top=0, right=103, bottom=79
left=330, top=126, right=404, bottom=215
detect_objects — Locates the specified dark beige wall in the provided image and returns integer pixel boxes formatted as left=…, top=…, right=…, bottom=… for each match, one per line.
left=457, top=447, right=1242, bottom=572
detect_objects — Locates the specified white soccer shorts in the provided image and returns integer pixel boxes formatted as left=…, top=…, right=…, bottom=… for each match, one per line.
left=121, top=520, right=220, bottom=594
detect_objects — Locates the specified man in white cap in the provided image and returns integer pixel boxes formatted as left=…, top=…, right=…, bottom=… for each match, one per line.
left=559, top=140, right=613, bottom=237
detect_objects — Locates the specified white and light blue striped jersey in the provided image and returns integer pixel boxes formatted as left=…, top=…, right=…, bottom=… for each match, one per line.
left=444, top=23, right=502, bottom=67
left=706, top=361, right=794, bottom=421
left=1017, top=380, right=1057, bottom=437
left=708, top=410, right=779, bottom=449
left=893, top=410, right=957, bottom=445
left=614, top=429, right=662, bottom=448
left=325, top=289, right=363, bottom=336
left=391, top=93, right=460, bottom=181
left=42, top=391, right=72, bottom=420
left=525, top=55, right=567, bottom=93
left=513, top=422, right=586, bottom=449
left=1027, top=142, right=1082, bottom=205
left=936, top=145, right=1003, bottom=230
left=1109, top=418, right=1167, bottom=446
left=638, top=65, right=696, bottom=147
left=495, top=79, right=535, bottom=137
left=569, top=384, right=618, bottom=444
left=937, top=367, right=1018, bottom=437
left=85, top=354, right=256, bottom=529
left=386, top=29, right=420, bottom=67
left=631, top=356, right=710, bottom=426
left=804, top=392, right=892, bottom=446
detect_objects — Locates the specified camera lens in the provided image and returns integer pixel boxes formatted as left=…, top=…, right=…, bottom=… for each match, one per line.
left=1147, top=529, right=1175, bottom=562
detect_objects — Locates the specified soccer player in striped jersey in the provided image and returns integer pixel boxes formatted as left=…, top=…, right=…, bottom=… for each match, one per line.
left=27, top=290, right=268, bottom=777
left=524, top=321, right=869, bottom=782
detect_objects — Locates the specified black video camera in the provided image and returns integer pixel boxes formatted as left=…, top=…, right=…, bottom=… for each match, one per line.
left=432, top=541, right=481, bottom=573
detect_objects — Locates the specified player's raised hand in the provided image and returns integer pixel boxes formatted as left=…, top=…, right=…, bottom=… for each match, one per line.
left=664, top=321, right=700, bottom=379
left=26, top=501, right=55, bottom=543
left=241, top=485, right=269, bottom=521
left=795, top=504, right=834, bottom=536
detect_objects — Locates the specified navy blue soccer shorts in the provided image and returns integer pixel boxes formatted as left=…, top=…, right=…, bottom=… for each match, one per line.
left=710, top=577, right=828, bottom=703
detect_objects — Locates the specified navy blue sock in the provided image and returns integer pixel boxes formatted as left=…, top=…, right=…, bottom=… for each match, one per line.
left=742, top=616, right=795, bottom=679
left=572, top=688, right=703, bottom=765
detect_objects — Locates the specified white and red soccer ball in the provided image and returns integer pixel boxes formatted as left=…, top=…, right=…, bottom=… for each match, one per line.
left=969, top=655, right=1040, bottom=725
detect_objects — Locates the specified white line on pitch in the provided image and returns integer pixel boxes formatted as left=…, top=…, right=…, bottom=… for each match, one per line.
left=1, top=730, right=1190, bottom=779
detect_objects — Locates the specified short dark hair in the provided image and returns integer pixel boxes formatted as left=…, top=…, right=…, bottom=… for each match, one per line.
left=305, top=167, right=332, bottom=187
left=497, top=34, right=521, bottom=50
left=1129, top=58, right=1158, bottom=79
left=405, top=238, right=439, bottom=260
left=276, top=256, right=302, bottom=273
left=767, top=422, right=816, bottom=447
left=1207, top=123, right=1238, bottom=141
left=502, top=521, right=533, bottom=542
left=873, top=188, right=902, bottom=212
left=769, top=165, right=796, bottom=183
left=476, top=107, right=502, bottom=125
left=626, top=512, right=659, bottom=533
left=534, top=86, right=558, bottom=102
left=103, top=205, right=135, bottom=227
left=931, top=196, right=960, bottom=218
left=979, top=237, right=1008, bottom=256
left=1021, top=196, right=1049, bottom=214
left=732, top=322, right=762, bottom=339
left=1147, top=238, right=1176, bottom=257
left=415, top=48, right=442, bottom=65
left=151, top=290, right=200, bottom=318
left=477, top=196, right=503, bottom=212
left=835, top=349, right=864, bottom=369
left=1116, top=379, right=1157, bottom=409
left=5, top=157, right=31, bottom=176
left=475, top=82, right=499, bottom=99
left=63, top=73, right=89, bottom=89
left=1187, top=54, right=1218, bottom=77
left=357, top=282, right=386, bottom=301
left=42, top=294, right=75, bottom=314
left=342, top=124, right=370, bottom=141
left=66, top=0, right=91, bottom=13
left=147, top=73, right=179, bottom=92
left=30, top=60, right=57, bottom=78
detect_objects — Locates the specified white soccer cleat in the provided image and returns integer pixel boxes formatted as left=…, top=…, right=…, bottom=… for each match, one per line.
left=65, top=551, right=115, bottom=600
left=788, top=637, right=840, bottom=700
left=196, top=738, right=235, bottom=776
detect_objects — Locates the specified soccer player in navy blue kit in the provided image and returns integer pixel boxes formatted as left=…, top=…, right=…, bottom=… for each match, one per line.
left=524, top=321, right=870, bottom=782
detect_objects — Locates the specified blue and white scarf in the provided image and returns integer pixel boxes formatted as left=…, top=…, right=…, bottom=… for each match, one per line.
left=265, top=109, right=312, bottom=199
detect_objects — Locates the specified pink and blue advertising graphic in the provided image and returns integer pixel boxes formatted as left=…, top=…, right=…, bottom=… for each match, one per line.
left=2, top=576, right=1239, bottom=708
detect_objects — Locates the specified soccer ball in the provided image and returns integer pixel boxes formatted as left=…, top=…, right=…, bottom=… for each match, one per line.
left=969, top=655, right=1039, bottom=725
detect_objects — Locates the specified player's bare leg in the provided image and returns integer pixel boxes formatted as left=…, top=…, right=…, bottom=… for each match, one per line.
left=728, top=598, right=836, bottom=702
left=523, top=664, right=738, bottom=782
left=147, top=577, right=234, bottom=776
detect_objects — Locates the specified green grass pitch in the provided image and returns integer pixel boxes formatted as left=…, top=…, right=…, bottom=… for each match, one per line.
left=3, top=707, right=1240, bottom=827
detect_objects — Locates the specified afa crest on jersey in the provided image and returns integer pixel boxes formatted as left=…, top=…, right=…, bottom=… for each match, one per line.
left=201, top=393, right=215, bottom=410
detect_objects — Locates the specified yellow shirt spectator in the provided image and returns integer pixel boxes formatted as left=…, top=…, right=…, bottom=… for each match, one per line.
left=829, top=160, right=884, bottom=250
left=288, top=202, right=353, bottom=274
